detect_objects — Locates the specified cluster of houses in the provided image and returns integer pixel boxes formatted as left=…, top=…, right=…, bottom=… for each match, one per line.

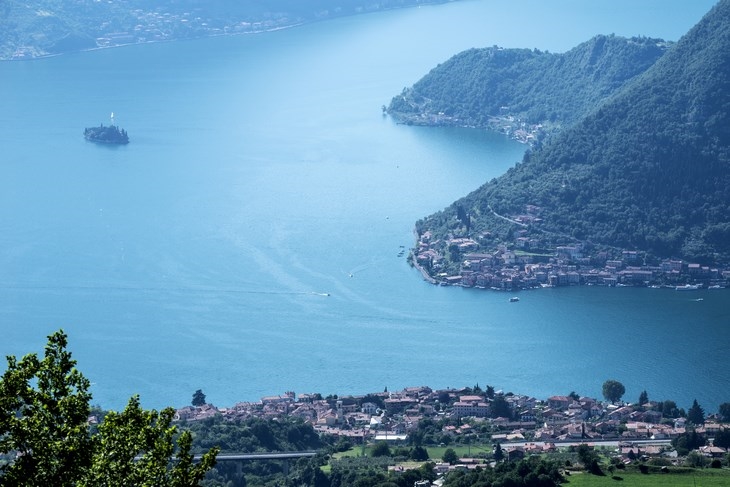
left=414, top=228, right=730, bottom=290
left=93, top=9, right=297, bottom=50
left=174, top=386, right=729, bottom=466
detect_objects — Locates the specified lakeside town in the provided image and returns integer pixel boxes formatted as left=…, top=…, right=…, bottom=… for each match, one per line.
left=411, top=225, right=730, bottom=291
left=173, top=384, right=730, bottom=469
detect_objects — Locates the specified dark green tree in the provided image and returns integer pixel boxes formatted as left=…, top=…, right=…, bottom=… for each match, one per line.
left=493, top=442, right=504, bottom=462
left=687, top=399, right=705, bottom=425
left=0, top=330, right=92, bottom=486
left=442, top=448, right=458, bottom=465
left=719, top=402, right=730, bottom=422
left=0, top=330, right=219, bottom=486
left=410, top=445, right=429, bottom=461
left=602, top=380, right=625, bottom=404
left=192, top=389, right=206, bottom=407
left=672, top=429, right=706, bottom=456
left=713, top=428, right=730, bottom=449
left=575, top=444, right=598, bottom=468
left=662, top=400, right=680, bottom=418
left=490, top=394, right=512, bottom=419
left=568, top=391, right=580, bottom=401
left=370, top=441, right=391, bottom=457
left=639, top=390, right=649, bottom=406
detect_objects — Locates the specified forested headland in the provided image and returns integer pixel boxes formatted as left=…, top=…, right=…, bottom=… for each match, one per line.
left=388, top=34, right=670, bottom=141
left=391, top=0, right=730, bottom=281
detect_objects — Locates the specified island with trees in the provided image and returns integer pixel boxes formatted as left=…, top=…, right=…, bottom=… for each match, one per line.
left=84, top=123, right=129, bottom=145
left=389, top=0, right=730, bottom=291
left=4, top=331, right=730, bottom=486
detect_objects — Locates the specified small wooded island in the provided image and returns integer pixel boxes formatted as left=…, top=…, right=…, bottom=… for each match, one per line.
left=84, top=114, right=129, bottom=145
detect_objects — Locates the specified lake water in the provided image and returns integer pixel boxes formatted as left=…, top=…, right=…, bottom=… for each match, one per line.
left=1, top=0, right=726, bottom=413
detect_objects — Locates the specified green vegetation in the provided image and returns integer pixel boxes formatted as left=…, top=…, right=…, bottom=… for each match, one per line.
left=564, top=467, right=730, bottom=487
left=0, top=330, right=218, bottom=486
left=442, top=456, right=564, bottom=487
left=388, top=35, right=668, bottom=135
left=408, top=0, right=730, bottom=266
left=602, top=380, right=626, bottom=404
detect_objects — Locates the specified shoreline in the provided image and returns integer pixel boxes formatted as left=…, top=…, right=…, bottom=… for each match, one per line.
left=2, top=1, right=456, bottom=62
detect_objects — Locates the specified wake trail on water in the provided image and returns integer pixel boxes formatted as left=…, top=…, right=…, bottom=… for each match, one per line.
left=0, top=283, right=330, bottom=298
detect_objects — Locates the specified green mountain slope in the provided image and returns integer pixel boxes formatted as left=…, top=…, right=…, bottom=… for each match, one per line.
left=416, top=0, right=730, bottom=266
left=387, top=35, right=670, bottom=139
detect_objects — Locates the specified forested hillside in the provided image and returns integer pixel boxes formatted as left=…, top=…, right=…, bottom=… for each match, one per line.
left=414, top=0, right=730, bottom=265
left=0, top=0, right=454, bottom=60
left=387, top=35, right=670, bottom=139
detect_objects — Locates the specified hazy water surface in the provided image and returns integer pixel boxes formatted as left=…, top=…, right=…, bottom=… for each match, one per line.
left=1, top=0, right=726, bottom=411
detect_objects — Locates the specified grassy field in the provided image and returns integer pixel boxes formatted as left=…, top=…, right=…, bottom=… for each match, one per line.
left=334, top=444, right=492, bottom=461
left=425, top=445, right=492, bottom=460
left=564, top=468, right=730, bottom=487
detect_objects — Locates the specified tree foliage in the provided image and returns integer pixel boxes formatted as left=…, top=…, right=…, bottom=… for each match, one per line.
left=491, top=394, right=513, bottom=420
left=442, top=448, right=458, bottom=465
left=672, top=429, right=707, bottom=456
left=0, top=330, right=218, bottom=486
left=638, top=390, right=649, bottom=406
left=602, top=380, right=626, bottom=404
left=713, top=428, right=730, bottom=449
left=389, top=35, right=667, bottom=131
left=185, top=415, right=322, bottom=455
left=719, top=402, right=730, bottom=422
left=687, top=399, right=706, bottom=425
left=371, top=441, right=392, bottom=458
left=192, top=389, right=207, bottom=407
left=0, top=331, right=92, bottom=486
left=441, top=456, right=563, bottom=487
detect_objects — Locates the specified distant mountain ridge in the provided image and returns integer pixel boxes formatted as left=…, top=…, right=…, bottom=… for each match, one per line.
left=388, top=35, right=671, bottom=140
left=409, top=0, right=730, bottom=266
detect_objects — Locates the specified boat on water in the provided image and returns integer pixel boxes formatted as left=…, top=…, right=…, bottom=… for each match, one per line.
left=84, top=112, right=129, bottom=144
left=675, top=284, right=702, bottom=291
left=509, top=296, right=520, bottom=302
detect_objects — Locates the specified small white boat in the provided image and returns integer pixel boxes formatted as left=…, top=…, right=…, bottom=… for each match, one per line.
left=509, top=297, right=520, bottom=302
left=675, top=284, right=701, bottom=291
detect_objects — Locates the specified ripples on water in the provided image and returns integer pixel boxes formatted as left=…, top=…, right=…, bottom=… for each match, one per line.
left=1, top=0, right=725, bottom=411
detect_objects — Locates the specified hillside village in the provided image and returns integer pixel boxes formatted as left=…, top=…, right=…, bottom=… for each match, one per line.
left=412, top=222, right=730, bottom=291
left=174, top=385, right=730, bottom=468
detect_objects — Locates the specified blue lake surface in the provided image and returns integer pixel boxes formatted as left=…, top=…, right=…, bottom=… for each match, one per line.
left=1, top=0, right=727, bottom=412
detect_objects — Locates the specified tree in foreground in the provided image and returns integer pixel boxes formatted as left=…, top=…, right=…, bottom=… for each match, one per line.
left=81, top=396, right=218, bottom=487
left=601, top=379, right=625, bottom=404
left=0, top=330, right=218, bottom=486
left=0, top=330, right=92, bottom=486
